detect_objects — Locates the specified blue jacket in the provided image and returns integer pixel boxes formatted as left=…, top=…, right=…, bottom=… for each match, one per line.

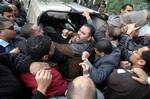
left=89, top=48, right=121, bottom=84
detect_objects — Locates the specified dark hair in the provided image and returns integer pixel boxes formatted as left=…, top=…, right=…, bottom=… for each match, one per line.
left=142, top=50, right=150, bottom=74
left=108, top=25, right=121, bottom=40
left=26, top=35, right=52, bottom=61
left=20, top=23, right=34, bottom=38
left=98, top=1, right=106, bottom=8
left=13, top=1, right=21, bottom=10
left=84, top=24, right=95, bottom=36
left=121, top=3, right=133, bottom=10
left=1, top=5, right=13, bottom=15
left=95, top=39, right=113, bottom=54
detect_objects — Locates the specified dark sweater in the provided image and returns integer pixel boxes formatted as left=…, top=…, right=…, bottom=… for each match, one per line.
left=32, top=91, right=45, bottom=99
left=0, top=53, right=47, bottom=99
left=0, top=53, right=24, bottom=99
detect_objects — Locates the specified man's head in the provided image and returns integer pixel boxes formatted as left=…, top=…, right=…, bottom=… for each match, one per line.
left=13, top=1, right=22, bottom=10
left=20, top=23, right=43, bottom=39
left=98, top=1, right=106, bottom=13
left=26, top=35, right=53, bottom=61
left=130, top=46, right=150, bottom=69
left=120, top=3, right=133, bottom=15
left=107, top=15, right=120, bottom=25
left=1, top=5, right=14, bottom=22
left=94, top=39, right=113, bottom=57
left=0, top=17, right=16, bottom=41
left=8, top=4, right=19, bottom=17
left=76, top=24, right=95, bottom=42
left=107, top=25, right=122, bottom=40
left=67, top=76, right=97, bottom=99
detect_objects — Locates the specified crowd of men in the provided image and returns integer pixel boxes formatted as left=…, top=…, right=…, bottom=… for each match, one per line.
left=0, top=0, right=150, bottom=99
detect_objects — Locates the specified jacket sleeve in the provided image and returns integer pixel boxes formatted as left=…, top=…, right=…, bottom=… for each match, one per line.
left=32, top=90, right=45, bottom=99
left=89, top=48, right=121, bottom=83
left=14, top=53, right=32, bottom=73
left=120, top=34, right=142, bottom=51
left=54, top=42, right=75, bottom=57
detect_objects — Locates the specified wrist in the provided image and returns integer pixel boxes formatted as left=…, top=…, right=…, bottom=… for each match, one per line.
left=147, top=77, right=150, bottom=85
left=86, top=16, right=91, bottom=20
left=37, top=87, right=47, bottom=95
left=83, top=73, right=90, bottom=77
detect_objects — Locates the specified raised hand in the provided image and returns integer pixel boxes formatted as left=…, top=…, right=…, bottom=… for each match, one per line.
left=36, top=70, right=52, bottom=95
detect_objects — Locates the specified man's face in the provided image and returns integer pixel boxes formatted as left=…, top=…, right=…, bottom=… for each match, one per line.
left=3, top=12, right=15, bottom=22
left=124, top=6, right=133, bottom=13
left=121, top=5, right=133, bottom=14
left=98, top=4, right=105, bottom=13
left=10, top=5, right=19, bottom=17
left=0, top=21, right=16, bottom=40
left=32, top=25, right=43, bottom=36
left=76, top=25, right=91, bottom=42
left=130, top=46, right=149, bottom=65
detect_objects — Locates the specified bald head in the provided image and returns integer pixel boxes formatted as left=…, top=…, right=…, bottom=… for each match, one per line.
left=67, top=76, right=97, bottom=99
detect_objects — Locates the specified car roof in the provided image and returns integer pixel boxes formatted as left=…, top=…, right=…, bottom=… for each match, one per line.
left=27, top=0, right=98, bottom=24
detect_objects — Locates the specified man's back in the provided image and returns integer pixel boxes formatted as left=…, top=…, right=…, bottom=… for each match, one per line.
left=105, top=69, right=150, bottom=99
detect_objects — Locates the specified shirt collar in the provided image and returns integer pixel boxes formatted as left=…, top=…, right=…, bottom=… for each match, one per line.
left=0, top=39, right=9, bottom=47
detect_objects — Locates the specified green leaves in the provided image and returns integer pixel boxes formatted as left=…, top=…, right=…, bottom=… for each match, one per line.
left=104, top=0, right=149, bottom=13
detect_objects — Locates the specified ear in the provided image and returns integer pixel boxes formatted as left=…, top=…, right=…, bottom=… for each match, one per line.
left=42, top=55, right=49, bottom=61
left=137, top=59, right=146, bottom=67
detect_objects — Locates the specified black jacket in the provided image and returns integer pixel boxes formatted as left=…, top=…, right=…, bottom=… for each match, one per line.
left=0, top=53, right=46, bottom=99
left=0, top=53, right=24, bottom=99
left=105, top=69, right=150, bottom=99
